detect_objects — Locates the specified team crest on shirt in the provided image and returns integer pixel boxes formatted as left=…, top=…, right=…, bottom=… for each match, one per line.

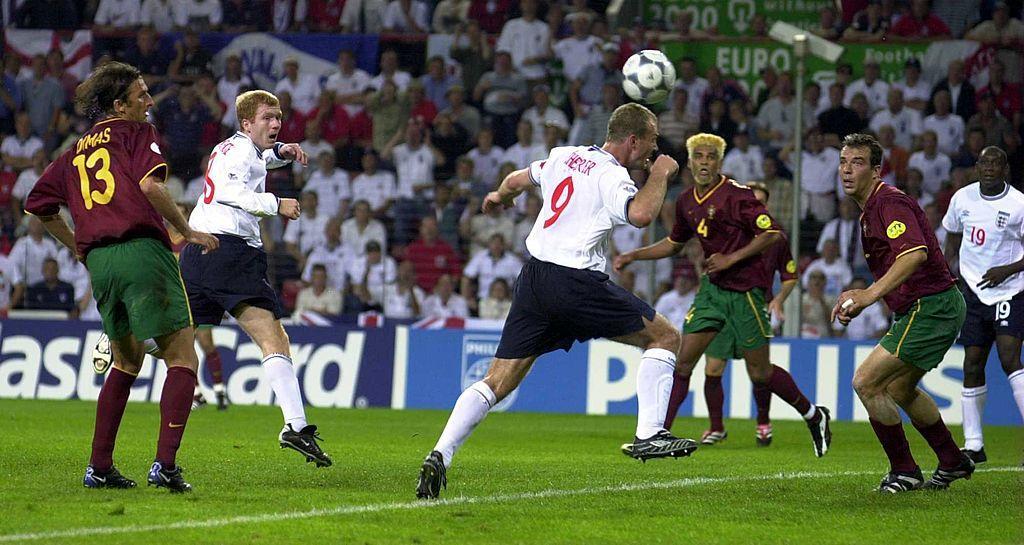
left=707, top=205, right=717, bottom=219
left=756, top=214, right=772, bottom=229
left=886, top=220, right=906, bottom=239
left=786, top=260, right=797, bottom=274
left=997, top=211, right=1009, bottom=228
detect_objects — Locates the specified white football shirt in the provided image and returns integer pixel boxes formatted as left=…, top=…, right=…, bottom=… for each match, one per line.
left=525, top=146, right=638, bottom=271
left=942, top=182, right=1024, bottom=305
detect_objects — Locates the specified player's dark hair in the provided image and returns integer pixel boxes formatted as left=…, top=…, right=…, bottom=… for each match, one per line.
left=980, top=145, right=1008, bottom=165
left=74, top=61, right=141, bottom=119
left=842, top=133, right=883, bottom=168
left=606, top=103, right=656, bottom=143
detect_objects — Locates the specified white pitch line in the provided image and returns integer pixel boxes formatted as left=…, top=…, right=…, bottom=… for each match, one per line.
left=1, top=466, right=1020, bottom=543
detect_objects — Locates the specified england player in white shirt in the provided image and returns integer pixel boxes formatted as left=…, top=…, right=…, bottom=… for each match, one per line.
left=182, top=90, right=333, bottom=467
left=416, top=104, right=696, bottom=499
left=940, top=146, right=1024, bottom=465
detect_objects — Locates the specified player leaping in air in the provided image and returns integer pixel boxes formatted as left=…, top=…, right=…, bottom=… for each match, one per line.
left=833, top=133, right=973, bottom=493
left=416, top=103, right=698, bottom=500
left=941, top=146, right=1024, bottom=465
left=615, top=133, right=831, bottom=458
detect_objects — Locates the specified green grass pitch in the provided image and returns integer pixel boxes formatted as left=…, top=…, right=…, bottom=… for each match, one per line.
left=0, top=399, right=1021, bottom=544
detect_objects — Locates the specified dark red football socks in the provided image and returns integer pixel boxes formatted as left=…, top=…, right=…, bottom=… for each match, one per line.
left=753, top=382, right=772, bottom=425
left=663, top=374, right=692, bottom=431
left=156, top=366, right=197, bottom=467
left=704, top=375, right=725, bottom=432
left=89, top=367, right=137, bottom=471
left=766, top=365, right=814, bottom=418
left=205, top=349, right=224, bottom=386
left=913, top=418, right=963, bottom=469
left=869, top=418, right=918, bottom=473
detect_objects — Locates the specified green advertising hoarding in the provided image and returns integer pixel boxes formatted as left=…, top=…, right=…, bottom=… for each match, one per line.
left=645, top=0, right=834, bottom=37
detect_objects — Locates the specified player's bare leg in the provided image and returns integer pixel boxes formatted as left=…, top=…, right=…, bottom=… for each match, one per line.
left=84, top=335, right=146, bottom=490
left=961, top=345, right=991, bottom=463
left=744, top=344, right=830, bottom=457
left=702, top=357, right=728, bottom=444
left=994, top=335, right=1024, bottom=459
left=234, top=303, right=331, bottom=467
left=663, top=330, right=718, bottom=430
left=147, top=326, right=202, bottom=492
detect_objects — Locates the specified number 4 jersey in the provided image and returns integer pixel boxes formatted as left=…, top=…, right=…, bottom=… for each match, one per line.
left=942, top=182, right=1024, bottom=306
left=525, top=145, right=639, bottom=271
left=24, top=118, right=172, bottom=258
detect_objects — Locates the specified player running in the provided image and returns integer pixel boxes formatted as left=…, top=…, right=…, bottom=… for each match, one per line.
left=695, top=181, right=797, bottom=447
left=181, top=89, right=332, bottom=467
left=941, top=146, right=1024, bottom=465
left=25, top=62, right=220, bottom=492
left=416, top=104, right=697, bottom=500
left=833, top=133, right=973, bottom=493
left=615, top=133, right=831, bottom=458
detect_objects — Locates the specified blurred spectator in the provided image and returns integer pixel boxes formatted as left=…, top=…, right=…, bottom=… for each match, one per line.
left=340, top=0, right=386, bottom=33
left=553, top=12, right=602, bottom=82
left=800, top=270, right=833, bottom=338
left=908, top=130, right=952, bottom=197
left=303, top=217, right=356, bottom=292
left=891, top=0, right=951, bottom=38
left=173, top=0, right=223, bottom=31
left=407, top=81, right=438, bottom=126
left=382, top=260, right=424, bottom=318
left=423, top=183, right=462, bottom=248
left=513, top=192, right=540, bottom=257
left=474, top=51, right=528, bottom=147
left=953, top=127, right=987, bottom=169
left=383, top=0, right=429, bottom=33
left=877, top=124, right=909, bottom=185
left=753, top=66, right=779, bottom=113
left=843, top=0, right=891, bottom=41
left=721, top=132, right=763, bottom=183
left=545, top=3, right=568, bottom=40
left=655, top=271, right=697, bottom=331
left=965, top=1, right=1024, bottom=81
left=19, top=54, right=64, bottom=142
left=461, top=233, right=522, bottom=314
left=0, top=249, right=12, bottom=315
left=757, top=72, right=807, bottom=153
left=11, top=151, right=46, bottom=214
left=141, top=0, right=177, bottom=32
left=309, top=91, right=348, bottom=148
left=496, top=0, right=550, bottom=84
left=305, top=150, right=351, bottom=219
left=294, top=264, right=342, bottom=316
left=0, top=56, right=23, bottom=135
left=838, top=277, right=891, bottom=340
left=450, top=20, right=493, bottom=95
left=325, top=50, right=371, bottom=118
left=844, top=58, right=888, bottom=114
left=502, top=120, right=546, bottom=170
left=468, top=0, right=512, bottom=34
left=222, top=0, right=264, bottom=32
left=14, top=0, right=79, bottom=29
left=467, top=127, right=506, bottom=191
left=296, top=122, right=333, bottom=181
left=478, top=277, right=512, bottom=320
left=661, top=9, right=714, bottom=41
left=432, top=0, right=470, bottom=33
left=9, top=216, right=58, bottom=308
left=700, top=98, right=737, bottom=148
left=818, top=83, right=863, bottom=143
left=384, top=119, right=443, bottom=199
left=760, top=157, right=794, bottom=231
left=93, top=0, right=141, bottom=31
left=447, top=156, right=479, bottom=201
left=366, top=81, right=411, bottom=153
left=811, top=6, right=842, bottom=39
left=350, top=151, right=397, bottom=217
left=342, top=199, right=387, bottom=256
left=217, top=54, right=252, bottom=129
left=121, top=26, right=170, bottom=85
left=892, top=57, right=930, bottom=112
left=153, top=83, right=220, bottom=179
left=423, top=274, right=469, bottom=318
left=924, top=202, right=947, bottom=247
left=421, top=56, right=458, bottom=111
left=931, top=0, right=979, bottom=38
left=275, top=57, right=321, bottom=116
left=542, top=122, right=565, bottom=154
left=657, top=88, right=699, bottom=153
left=923, top=89, right=965, bottom=156
left=285, top=191, right=330, bottom=268
left=802, top=239, right=852, bottom=299
left=849, top=92, right=873, bottom=132
left=578, top=82, right=622, bottom=146
left=441, top=85, right=481, bottom=140
left=870, top=88, right=923, bottom=151
left=304, top=0, right=344, bottom=32
left=522, top=84, right=568, bottom=140
left=968, top=91, right=1019, bottom=153
left=370, top=49, right=413, bottom=92
left=671, top=57, right=708, bottom=121
left=805, top=81, right=828, bottom=118
left=24, top=258, right=75, bottom=313
left=169, top=30, right=214, bottom=84
left=406, top=215, right=461, bottom=291
left=276, top=92, right=307, bottom=144
left=904, top=167, right=932, bottom=208
left=2, top=113, right=43, bottom=172
left=930, top=59, right=976, bottom=121
left=44, top=50, right=78, bottom=108
left=352, top=240, right=397, bottom=309
left=977, top=59, right=1021, bottom=131
left=729, top=99, right=756, bottom=141
left=463, top=199, right=514, bottom=256
left=183, top=153, right=209, bottom=204
left=782, top=127, right=839, bottom=222
left=817, top=197, right=866, bottom=271
left=271, top=0, right=305, bottom=32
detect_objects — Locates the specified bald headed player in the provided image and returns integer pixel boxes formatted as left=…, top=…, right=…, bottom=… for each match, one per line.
left=834, top=133, right=972, bottom=493
left=615, top=133, right=831, bottom=458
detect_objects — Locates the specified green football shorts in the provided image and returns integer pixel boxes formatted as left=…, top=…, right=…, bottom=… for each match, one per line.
left=880, top=286, right=965, bottom=371
left=684, top=275, right=772, bottom=353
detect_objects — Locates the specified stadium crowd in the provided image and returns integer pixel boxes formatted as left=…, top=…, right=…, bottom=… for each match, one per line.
left=1, top=0, right=1022, bottom=341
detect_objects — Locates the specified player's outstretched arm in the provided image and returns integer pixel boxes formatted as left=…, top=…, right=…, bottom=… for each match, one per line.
left=705, top=230, right=782, bottom=274
left=483, top=168, right=532, bottom=212
left=832, top=248, right=927, bottom=324
left=613, top=237, right=684, bottom=272
left=140, top=175, right=220, bottom=254
left=769, top=279, right=798, bottom=321
left=36, top=214, right=76, bottom=256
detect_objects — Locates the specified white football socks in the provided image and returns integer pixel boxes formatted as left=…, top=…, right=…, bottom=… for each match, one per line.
left=635, top=348, right=677, bottom=440
left=1009, top=369, right=1024, bottom=426
left=262, top=354, right=307, bottom=431
left=433, top=381, right=496, bottom=468
left=961, top=385, right=987, bottom=452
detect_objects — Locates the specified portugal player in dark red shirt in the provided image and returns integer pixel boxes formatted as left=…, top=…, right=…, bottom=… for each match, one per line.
left=833, top=133, right=973, bottom=493
left=25, top=62, right=219, bottom=493
left=616, top=133, right=832, bottom=458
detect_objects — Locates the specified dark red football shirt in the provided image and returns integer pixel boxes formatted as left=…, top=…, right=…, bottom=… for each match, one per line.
left=670, top=176, right=783, bottom=292
left=25, top=118, right=172, bottom=258
left=860, top=182, right=955, bottom=314
left=764, top=234, right=798, bottom=299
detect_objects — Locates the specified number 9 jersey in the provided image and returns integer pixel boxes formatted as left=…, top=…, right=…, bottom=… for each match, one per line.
left=24, top=118, right=172, bottom=258
left=524, top=145, right=639, bottom=272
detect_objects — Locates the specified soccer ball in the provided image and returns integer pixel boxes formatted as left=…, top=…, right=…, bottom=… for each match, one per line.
left=621, top=50, right=677, bottom=105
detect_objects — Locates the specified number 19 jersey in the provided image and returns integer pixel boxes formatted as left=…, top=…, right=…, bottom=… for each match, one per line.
left=525, top=146, right=639, bottom=272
